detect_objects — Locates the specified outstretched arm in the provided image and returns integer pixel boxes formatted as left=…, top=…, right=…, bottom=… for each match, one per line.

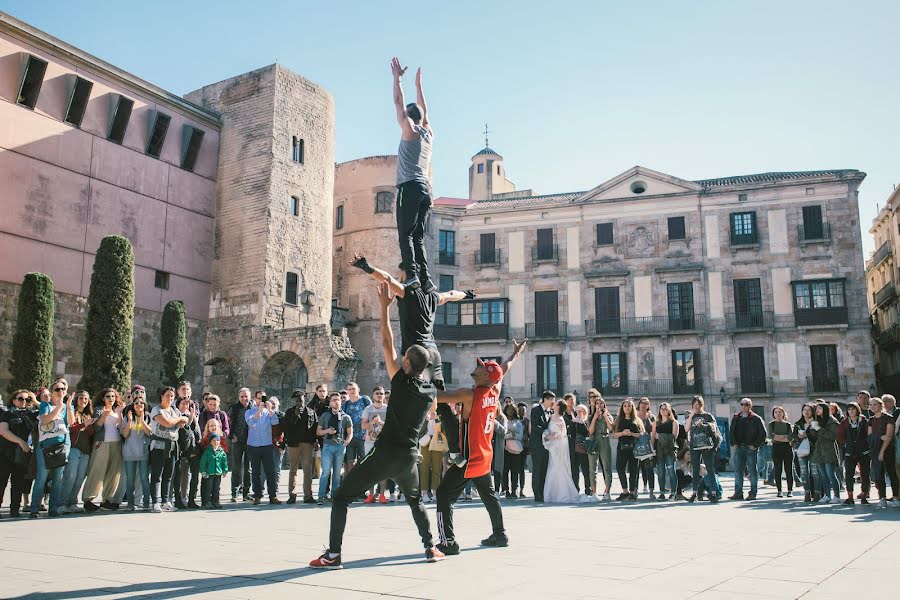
left=437, top=387, right=473, bottom=407
left=351, top=254, right=405, bottom=298
left=500, top=338, right=527, bottom=375
left=391, top=57, right=414, bottom=138
left=437, top=289, right=476, bottom=305
left=415, top=67, right=430, bottom=132
left=377, top=283, right=401, bottom=379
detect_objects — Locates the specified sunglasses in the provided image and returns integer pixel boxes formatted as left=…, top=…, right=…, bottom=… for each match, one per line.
left=53, top=387, right=66, bottom=392
left=14, top=396, right=28, bottom=402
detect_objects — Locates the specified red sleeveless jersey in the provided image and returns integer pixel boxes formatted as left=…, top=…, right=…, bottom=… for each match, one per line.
left=463, top=385, right=500, bottom=478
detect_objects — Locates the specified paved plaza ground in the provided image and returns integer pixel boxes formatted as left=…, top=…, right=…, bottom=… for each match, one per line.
left=3, top=472, right=900, bottom=600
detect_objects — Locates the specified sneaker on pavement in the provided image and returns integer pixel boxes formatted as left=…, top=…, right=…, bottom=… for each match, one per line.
left=57, top=505, right=68, bottom=515
left=151, top=503, right=163, bottom=513
left=83, top=500, right=101, bottom=513
left=379, top=494, right=388, bottom=504
left=364, top=494, right=377, bottom=504
left=436, top=541, right=460, bottom=556
left=746, top=492, right=757, bottom=500
left=163, top=502, right=177, bottom=512
left=309, top=550, right=343, bottom=570
left=425, top=547, right=446, bottom=563
left=448, top=454, right=467, bottom=469
left=818, top=496, right=831, bottom=504
left=481, top=533, right=509, bottom=547
left=843, top=498, right=855, bottom=505
left=831, top=497, right=842, bottom=505
left=878, top=499, right=888, bottom=508
left=389, top=491, right=397, bottom=502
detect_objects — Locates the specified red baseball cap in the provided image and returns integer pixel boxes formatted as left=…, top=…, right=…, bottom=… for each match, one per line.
left=477, top=358, right=504, bottom=385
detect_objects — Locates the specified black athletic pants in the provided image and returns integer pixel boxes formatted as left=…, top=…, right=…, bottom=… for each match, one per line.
left=845, top=454, right=870, bottom=496
left=329, top=445, right=433, bottom=553
left=396, top=180, right=432, bottom=280
left=572, top=452, right=591, bottom=494
left=772, top=442, right=794, bottom=492
left=436, top=403, right=461, bottom=455
left=616, top=446, right=639, bottom=492
left=436, top=464, right=505, bottom=545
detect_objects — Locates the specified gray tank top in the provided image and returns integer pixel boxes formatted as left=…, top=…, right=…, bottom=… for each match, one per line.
left=396, top=125, right=433, bottom=185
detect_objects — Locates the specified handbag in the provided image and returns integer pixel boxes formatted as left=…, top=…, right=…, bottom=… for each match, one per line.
left=796, top=437, right=811, bottom=458
left=690, top=430, right=714, bottom=451
left=584, top=437, right=600, bottom=455
left=505, top=438, right=523, bottom=454
left=633, top=433, right=655, bottom=461
left=42, top=442, right=68, bottom=469
left=430, top=432, right=449, bottom=453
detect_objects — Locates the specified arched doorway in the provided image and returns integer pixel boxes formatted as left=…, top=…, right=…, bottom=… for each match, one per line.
left=260, top=351, right=308, bottom=402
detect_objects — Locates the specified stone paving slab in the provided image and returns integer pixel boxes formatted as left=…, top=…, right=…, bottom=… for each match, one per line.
left=2, top=473, right=900, bottom=599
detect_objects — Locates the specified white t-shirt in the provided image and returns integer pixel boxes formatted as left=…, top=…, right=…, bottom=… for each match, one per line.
left=362, top=403, right=388, bottom=442
left=150, top=405, right=181, bottom=452
left=103, top=412, right=122, bottom=442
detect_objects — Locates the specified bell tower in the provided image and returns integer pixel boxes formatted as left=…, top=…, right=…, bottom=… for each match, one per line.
left=468, top=123, right=516, bottom=200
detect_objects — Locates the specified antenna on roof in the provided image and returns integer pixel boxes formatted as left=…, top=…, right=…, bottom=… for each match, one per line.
left=483, top=122, right=491, bottom=149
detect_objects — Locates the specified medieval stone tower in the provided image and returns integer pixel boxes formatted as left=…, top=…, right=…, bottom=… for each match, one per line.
left=186, top=64, right=358, bottom=399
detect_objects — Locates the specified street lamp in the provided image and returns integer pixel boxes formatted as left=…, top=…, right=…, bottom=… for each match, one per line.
left=719, top=386, right=729, bottom=404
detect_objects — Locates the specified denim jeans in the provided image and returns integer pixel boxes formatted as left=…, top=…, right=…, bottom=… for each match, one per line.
left=60, top=447, right=91, bottom=507
left=248, top=444, right=278, bottom=500
left=30, top=444, right=67, bottom=514
left=816, top=462, right=840, bottom=498
left=150, top=449, right=176, bottom=505
left=797, top=455, right=818, bottom=494
left=732, top=446, right=759, bottom=495
left=319, top=443, right=346, bottom=499
left=125, top=459, right=151, bottom=506
left=690, top=448, right=717, bottom=495
left=656, top=455, right=677, bottom=494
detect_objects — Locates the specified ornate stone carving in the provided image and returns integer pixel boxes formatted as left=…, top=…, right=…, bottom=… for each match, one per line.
left=626, top=224, right=657, bottom=258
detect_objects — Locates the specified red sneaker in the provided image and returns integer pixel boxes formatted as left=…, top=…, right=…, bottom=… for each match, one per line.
left=364, top=494, right=376, bottom=504
left=425, top=547, right=446, bottom=563
left=379, top=493, right=388, bottom=504
left=309, top=550, right=343, bottom=569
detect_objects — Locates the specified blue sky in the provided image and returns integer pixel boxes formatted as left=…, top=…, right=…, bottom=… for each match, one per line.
left=4, top=1, right=897, bottom=253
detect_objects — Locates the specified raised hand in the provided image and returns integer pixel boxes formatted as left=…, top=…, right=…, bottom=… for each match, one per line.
left=511, top=338, right=527, bottom=357
left=391, top=57, right=408, bottom=79
left=376, top=282, right=394, bottom=308
left=351, top=253, right=375, bottom=274
left=415, top=67, right=422, bottom=87
left=463, top=289, right=476, bottom=300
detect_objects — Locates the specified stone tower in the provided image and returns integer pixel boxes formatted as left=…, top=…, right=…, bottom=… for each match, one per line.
left=186, top=65, right=358, bottom=400
left=468, top=146, right=517, bottom=200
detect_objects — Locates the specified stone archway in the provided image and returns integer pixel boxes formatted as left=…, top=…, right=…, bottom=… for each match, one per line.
left=259, top=351, right=308, bottom=402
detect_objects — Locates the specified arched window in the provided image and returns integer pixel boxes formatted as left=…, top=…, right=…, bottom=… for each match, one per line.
left=260, top=352, right=308, bottom=402
left=375, top=191, right=393, bottom=213
left=292, top=137, right=304, bottom=163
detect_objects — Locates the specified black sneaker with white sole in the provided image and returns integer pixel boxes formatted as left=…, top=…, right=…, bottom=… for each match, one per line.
left=481, top=533, right=509, bottom=547
left=436, top=541, right=460, bottom=556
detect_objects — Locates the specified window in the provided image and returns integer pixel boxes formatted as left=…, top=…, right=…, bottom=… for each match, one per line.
left=442, top=362, right=453, bottom=385
left=17, top=55, right=48, bottom=109
left=593, top=287, right=621, bottom=333
left=145, top=112, right=171, bottom=158
left=478, top=233, right=497, bottom=264
left=107, top=95, right=134, bottom=144
left=672, top=349, right=700, bottom=394
left=375, top=191, right=393, bottom=213
left=285, top=272, right=299, bottom=305
left=667, top=282, right=695, bottom=330
left=154, top=271, right=170, bottom=290
left=477, top=163, right=484, bottom=174
left=290, top=196, right=300, bottom=217
left=335, top=205, right=344, bottom=230
left=667, top=216, right=686, bottom=240
left=477, top=300, right=506, bottom=325
left=497, top=165, right=501, bottom=175
left=792, top=279, right=847, bottom=326
left=593, top=352, right=627, bottom=394
left=535, top=228, right=555, bottom=260
left=439, top=230, right=456, bottom=265
left=537, top=355, right=562, bottom=393
left=810, top=345, right=839, bottom=392
left=730, top=212, right=757, bottom=245
left=64, top=76, right=93, bottom=127
left=439, top=274, right=454, bottom=292
left=733, top=278, right=763, bottom=326
left=292, top=137, right=304, bottom=163
left=738, top=193, right=748, bottom=202
left=801, top=205, right=824, bottom=240
left=533, top=290, right=560, bottom=337
left=596, top=223, right=614, bottom=246
left=738, top=347, right=767, bottom=393
left=436, top=302, right=460, bottom=326
left=181, top=126, right=205, bottom=172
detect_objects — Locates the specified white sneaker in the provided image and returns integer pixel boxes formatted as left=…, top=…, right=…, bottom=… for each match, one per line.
left=162, top=502, right=177, bottom=512
left=57, top=505, right=68, bottom=515
left=831, top=497, right=842, bottom=505
left=890, top=498, right=900, bottom=507
left=68, top=504, right=84, bottom=513
left=878, top=499, right=888, bottom=508
left=602, top=493, right=611, bottom=501
left=151, top=503, right=163, bottom=513
left=389, top=491, right=397, bottom=502
left=818, top=495, right=831, bottom=504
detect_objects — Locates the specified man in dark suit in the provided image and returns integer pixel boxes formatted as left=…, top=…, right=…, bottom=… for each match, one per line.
left=529, top=391, right=557, bottom=502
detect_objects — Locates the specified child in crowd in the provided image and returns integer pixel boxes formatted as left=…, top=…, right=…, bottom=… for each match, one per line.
left=199, top=434, right=229, bottom=509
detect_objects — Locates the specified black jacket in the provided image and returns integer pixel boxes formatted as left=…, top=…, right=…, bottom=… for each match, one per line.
left=529, top=404, right=550, bottom=450
left=729, top=411, right=767, bottom=447
left=281, top=404, right=318, bottom=446
left=227, top=402, right=251, bottom=443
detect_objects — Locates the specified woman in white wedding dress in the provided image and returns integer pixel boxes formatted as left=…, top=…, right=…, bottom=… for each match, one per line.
left=543, top=401, right=599, bottom=504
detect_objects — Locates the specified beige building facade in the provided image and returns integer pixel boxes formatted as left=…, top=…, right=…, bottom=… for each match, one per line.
left=337, top=147, right=875, bottom=418
left=866, top=186, right=900, bottom=392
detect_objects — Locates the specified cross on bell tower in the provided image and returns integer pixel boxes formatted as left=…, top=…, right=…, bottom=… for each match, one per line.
left=483, top=122, right=491, bottom=149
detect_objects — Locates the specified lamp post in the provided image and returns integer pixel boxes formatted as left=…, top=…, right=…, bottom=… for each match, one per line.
left=719, top=386, right=729, bottom=404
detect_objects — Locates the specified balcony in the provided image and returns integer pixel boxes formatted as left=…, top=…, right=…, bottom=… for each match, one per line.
left=591, top=381, right=628, bottom=397
left=871, top=240, right=893, bottom=270
left=734, top=376, right=773, bottom=396
left=434, top=323, right=509, bottom=341
left=437, top=250, right=457, bottom=266
left=873, top=282, right=898, bottom=309
left=475, top=249, right=502, bottom=267
left=878, top=324, right=900, bottom=349
left=806, top=375, right=848, bottom=395
left=794, top=307, right=849, bottom=327
left=584, top=315, right=707, bottom=336
left=798, top=222, right=831, bottom=243
left=526, top=321, right=568, bottom=339
left=730, top=230, right=759, bottom=246
left=725, top=311, right=775, bottom=331
left=532, top=244, right=559, bottom=263
left=673, top=378, right=704, bottom=396
left=531, top=383, right=566, bottom=398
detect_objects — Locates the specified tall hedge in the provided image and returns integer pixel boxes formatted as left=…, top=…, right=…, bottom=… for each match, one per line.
left=161, top=300, right=186, bottom=386
left=8, top=273, right=55, bottom=393
left=80, top=236, right=135, bottom=395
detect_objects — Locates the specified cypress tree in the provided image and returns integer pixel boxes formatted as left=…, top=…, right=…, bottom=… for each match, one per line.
left=80, top=235, right=135, bottom=395
left=160, top=300, right=186, bottom=386
left=8, top=273, right=55, bottom=393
